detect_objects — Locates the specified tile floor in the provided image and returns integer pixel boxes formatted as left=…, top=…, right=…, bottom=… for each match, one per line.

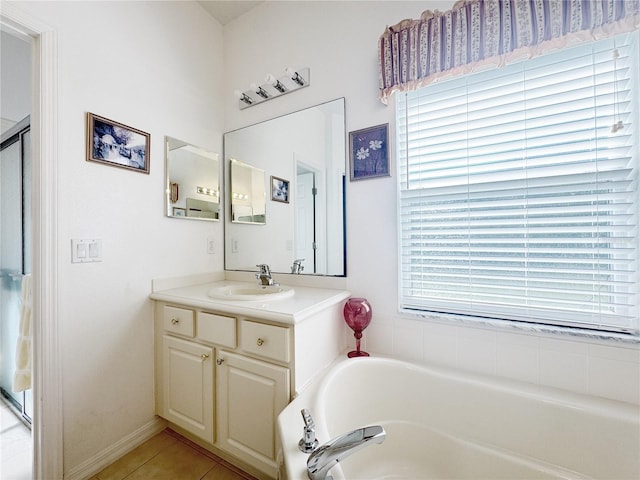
left=1, top=400, right=255, bottom=480
left=0, top=399, right=32, bottom=480
left=91, top=429, right=257, bottom=480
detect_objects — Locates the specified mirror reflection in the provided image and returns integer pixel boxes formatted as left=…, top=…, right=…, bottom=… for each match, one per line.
left=224, top=98, right=346, bottom=276
left=165, top=137, right=219, bottom=220
left=230, top=159, right=266, bottom=224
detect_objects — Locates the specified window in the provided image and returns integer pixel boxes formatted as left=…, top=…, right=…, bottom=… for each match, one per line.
left=397, top=32, right=639, bottom=335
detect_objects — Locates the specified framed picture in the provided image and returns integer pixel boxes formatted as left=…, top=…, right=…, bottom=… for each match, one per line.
left=349, top=123, right=390, bottom=181
left=172, top=207, right=186, bottom=217
left=271, top=176, right=290, bottom=203
left=170, top=182, right=179, bottom=203
left=86, top=113, right=150, bottom=174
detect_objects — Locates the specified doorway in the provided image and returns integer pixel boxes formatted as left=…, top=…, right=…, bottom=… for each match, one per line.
left=295, top=159, right=328, bottom=275
left=0, top=117, right=33, bottom=423
left=1, top=25, right=33, bottom=480
left=1, top=6, right=63, bottom=478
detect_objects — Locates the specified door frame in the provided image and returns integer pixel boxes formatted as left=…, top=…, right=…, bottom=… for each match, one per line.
left=1, top=4, right=62, bottom=479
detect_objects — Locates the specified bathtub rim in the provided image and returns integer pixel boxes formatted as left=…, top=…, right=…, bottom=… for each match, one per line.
left=277, top=353, right=640, bottom=480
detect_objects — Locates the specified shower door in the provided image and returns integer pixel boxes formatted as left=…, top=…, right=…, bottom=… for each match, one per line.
left=0, top=118, right=32, bottom=423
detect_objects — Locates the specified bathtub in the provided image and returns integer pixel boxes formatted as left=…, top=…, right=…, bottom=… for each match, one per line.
left=277, top=356, right=639, bottom=480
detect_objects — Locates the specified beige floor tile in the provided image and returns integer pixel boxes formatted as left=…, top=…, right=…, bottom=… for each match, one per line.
left=201, top=462, right=249, bottom=480
left=123, top=439, right=216, bottom=480
left=96, top=431, right=179, bottom=480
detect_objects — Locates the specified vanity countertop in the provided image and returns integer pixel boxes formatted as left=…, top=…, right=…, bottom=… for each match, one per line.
left=150, top=280, right=351, bottom=325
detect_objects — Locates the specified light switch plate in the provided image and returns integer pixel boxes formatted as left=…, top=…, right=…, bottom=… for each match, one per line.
left=71, top=238, right=102, bottom=263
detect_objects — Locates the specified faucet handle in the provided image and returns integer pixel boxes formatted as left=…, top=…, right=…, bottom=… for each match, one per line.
left=299, top=408, right=319, bottom=453
left=256, top=263, right=271, bottom=275
left=301, top=408, right=315, bottom=429
left=291, top=258, right=305, bottom=274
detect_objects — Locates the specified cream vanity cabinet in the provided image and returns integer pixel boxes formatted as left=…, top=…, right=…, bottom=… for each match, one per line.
left=215, top=319, right=292, bottom=475
left=152, top=280, right=349, bottom=479
left=155, top=301, right=301, bottom=478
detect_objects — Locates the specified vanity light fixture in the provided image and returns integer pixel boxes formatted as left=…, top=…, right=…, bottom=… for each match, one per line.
left=235, top=67, right=310, bottom=110
left=266, top=74, right=287, bottom=93
left=234, top=90, right=253, bottom=106
left=251, top=83, right=270, bottom=99
left=286, top=67, right=305, bottom=86
left=197, top=186, right=218, bottom=197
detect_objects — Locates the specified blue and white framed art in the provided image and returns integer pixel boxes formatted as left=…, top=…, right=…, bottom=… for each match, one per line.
left=349, top=123, right=389, bottom=181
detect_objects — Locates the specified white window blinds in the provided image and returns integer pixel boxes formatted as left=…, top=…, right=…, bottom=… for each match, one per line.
left=397, top=32, right=639, bottom=334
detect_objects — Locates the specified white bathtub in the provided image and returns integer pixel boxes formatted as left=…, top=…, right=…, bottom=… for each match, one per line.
left=277, top=356, right=639, bottom=480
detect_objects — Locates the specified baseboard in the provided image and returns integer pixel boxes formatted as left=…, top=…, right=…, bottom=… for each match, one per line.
left=64, top=417, right=167, bottom=480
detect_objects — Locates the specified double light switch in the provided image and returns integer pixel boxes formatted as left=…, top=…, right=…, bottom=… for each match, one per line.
left=71, top=238, right=102, bottom=263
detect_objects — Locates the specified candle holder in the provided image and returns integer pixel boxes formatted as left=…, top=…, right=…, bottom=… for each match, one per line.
left=343, top=298, right=372, bottom=358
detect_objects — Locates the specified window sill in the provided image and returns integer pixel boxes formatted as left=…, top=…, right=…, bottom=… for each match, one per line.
left=400, top=308, right=640, bottom=346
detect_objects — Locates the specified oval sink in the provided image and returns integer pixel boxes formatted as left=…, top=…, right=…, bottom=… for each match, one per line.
left=208, top=284, right=294, bottom=301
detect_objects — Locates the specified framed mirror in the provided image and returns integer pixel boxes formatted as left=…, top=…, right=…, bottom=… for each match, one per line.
left=224, top=98, right=346, bottom=276
left=165, top=137, right=220, bottom=221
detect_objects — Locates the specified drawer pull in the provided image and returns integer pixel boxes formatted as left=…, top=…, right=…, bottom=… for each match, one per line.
left=216, top=358, right=224, bottom=365
left=256, top=338, right=265, bottom=346
left=201, top=354, right=209, bottom=360
left=171, top=318, right=180, bottom=325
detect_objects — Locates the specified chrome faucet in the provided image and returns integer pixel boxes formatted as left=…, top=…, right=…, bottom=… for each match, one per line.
left=306, top=425, right=386, bottom=480
left=256, top=264, right=278, bottom=286
left=291, top=258, right=305, bottom=274
left=298, top=409, right=319, bottom=453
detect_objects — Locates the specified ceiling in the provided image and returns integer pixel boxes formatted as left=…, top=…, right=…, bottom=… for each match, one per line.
left=198, top=1, right=264, bottom=25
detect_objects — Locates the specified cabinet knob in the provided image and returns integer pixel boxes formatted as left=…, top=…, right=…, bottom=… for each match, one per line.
left=201, top=354, right=209, bottom=360
left=256, top=338, right=265, bottom=346
left=216, top=358, right=224, bottom=365
left=171, top=318, right=180, bottom=325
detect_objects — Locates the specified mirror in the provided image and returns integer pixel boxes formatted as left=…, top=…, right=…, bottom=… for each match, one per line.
left=224, top=98, right=346, bottom=276
left=230, top=159, right=266, bottom=224
left=165, top=136, right=220, bottom=220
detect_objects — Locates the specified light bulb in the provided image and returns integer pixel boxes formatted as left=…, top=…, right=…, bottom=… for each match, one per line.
left=266, top=73, right=286, bottom=93
left=285, top=67, right=304, bottom=86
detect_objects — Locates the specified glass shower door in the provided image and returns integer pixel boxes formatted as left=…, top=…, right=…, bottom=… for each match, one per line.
left=0, top=121, right=32, bottom=422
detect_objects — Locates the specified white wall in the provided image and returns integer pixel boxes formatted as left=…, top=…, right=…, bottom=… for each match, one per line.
left=7, top=0, right=224, bottom=474
left=223, top=0, right=640, bottom=406
left=4, top=0, right=638, bottom=476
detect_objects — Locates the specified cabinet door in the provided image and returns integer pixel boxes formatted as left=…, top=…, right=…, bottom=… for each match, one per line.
left=162, top=335, right=214, bottom=443
left=216, top=351, right=290, bottom=477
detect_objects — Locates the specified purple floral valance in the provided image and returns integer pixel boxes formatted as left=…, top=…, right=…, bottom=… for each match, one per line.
left=378, top=0, right=640, bottom=103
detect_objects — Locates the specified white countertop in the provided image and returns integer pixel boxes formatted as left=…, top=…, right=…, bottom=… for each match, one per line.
left=150, top=280, right=351, bottom=325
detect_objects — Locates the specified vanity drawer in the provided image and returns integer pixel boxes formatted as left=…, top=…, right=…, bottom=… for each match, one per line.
left=163, top=305, right=195, bottom=337
left=197, top=312, right=237, bottom=348
left=240, top=320, right=290, bottom=363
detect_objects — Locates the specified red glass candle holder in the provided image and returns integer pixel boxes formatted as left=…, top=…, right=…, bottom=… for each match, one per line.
left=343, top=298, right=372, bottom=358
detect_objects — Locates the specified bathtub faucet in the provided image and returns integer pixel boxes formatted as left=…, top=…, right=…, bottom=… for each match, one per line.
left=298, top=409, right=319, bottom=453
left=306, top=425, right=386, bottom=480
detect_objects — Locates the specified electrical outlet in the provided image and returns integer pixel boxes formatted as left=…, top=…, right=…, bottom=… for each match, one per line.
left=207, top=237, right=216, bottom=254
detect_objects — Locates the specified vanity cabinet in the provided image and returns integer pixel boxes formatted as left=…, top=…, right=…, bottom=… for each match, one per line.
left=151, top=279, right=349, bottom=480
left=216, top=350, right=289, bottom=474
left=162, top=335, right=214, bottom=443
left=155, top=302, right=295, bottom=479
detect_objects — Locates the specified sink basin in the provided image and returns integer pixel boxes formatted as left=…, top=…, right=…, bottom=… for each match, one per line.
left=207, top=283, right=294, bottom=301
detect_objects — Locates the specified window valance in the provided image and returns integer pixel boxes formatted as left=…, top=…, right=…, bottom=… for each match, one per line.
left=378, top=0, right=640, bottom=103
